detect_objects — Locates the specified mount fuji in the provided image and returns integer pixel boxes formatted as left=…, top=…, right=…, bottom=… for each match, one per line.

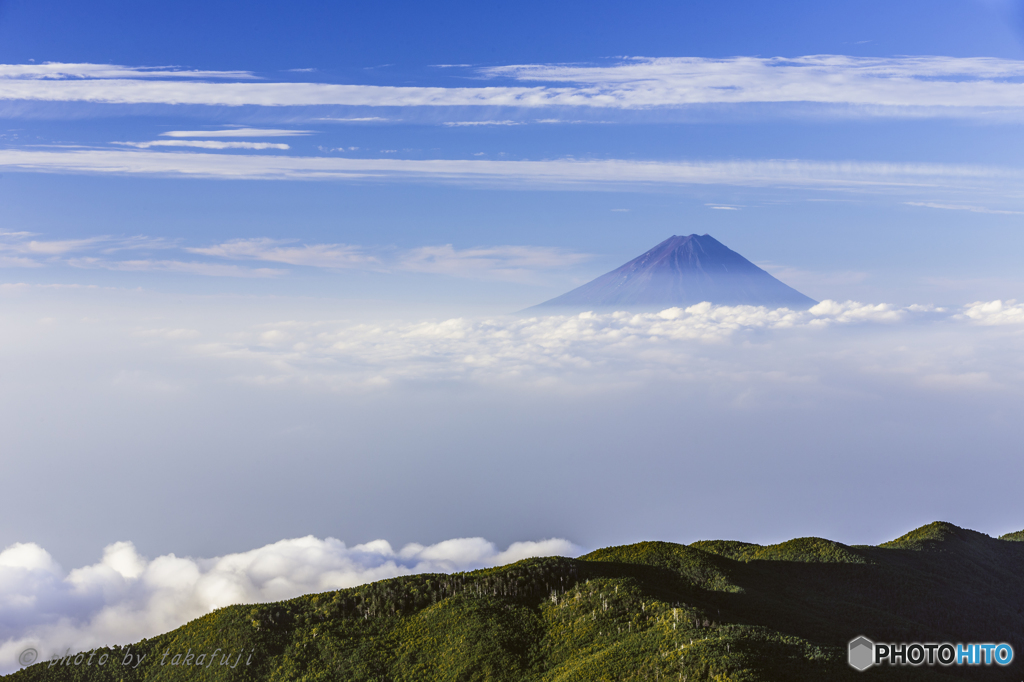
left=530, top=234, right=817, bottom=312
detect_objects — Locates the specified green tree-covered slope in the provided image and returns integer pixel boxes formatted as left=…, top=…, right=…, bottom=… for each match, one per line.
left=8, top=521, right=1024, bottom=681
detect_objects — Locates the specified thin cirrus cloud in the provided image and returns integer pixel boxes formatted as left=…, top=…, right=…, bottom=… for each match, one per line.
left=0, top=62, right=257, bottom=80
left=159, top=128, right=314, bottom=137
left=314, top=117, right=389, bottom=122
left=0, top=148, right=1019, bottom=197
left=0, top=235, right=107, bottom=256
left=113, top=140, right=291, bottom=150
left=0, top=232, right=173, bottom=261
left=442, top=120, right=523, bottom=127
left=66, top=257, right=285, bottom=278
left=0, top=229, right=586, bottom=280
left=187, top=238, right=377, bottom=269
left=0, top=232, right=180, bottom=269
left=397, top=244, right=593, bottom=282
left=904, top=201, right=1024, bottom=215
left=3, top=57, right=1024, bottom=113
left=188, top=239, right=590, bottom=280
left=0, top=231, right=283, bottom=277
left=0, top=535, right=578, bottom=675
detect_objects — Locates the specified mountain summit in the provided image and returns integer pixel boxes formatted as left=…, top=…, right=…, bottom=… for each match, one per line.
left=531, top=234, right=817, bottom=311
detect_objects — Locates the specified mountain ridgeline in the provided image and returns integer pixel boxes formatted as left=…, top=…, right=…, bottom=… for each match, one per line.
left=9, top=522, right=1024, bottom=681
left=530, top=234, right=817, bottom=312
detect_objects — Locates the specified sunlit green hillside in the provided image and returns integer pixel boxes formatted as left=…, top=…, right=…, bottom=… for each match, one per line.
left=9, top=522, right=1024, bottom=681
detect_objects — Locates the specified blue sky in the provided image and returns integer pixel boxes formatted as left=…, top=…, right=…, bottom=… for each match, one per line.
left=1, top=0, right=1024, bottom=307
left=4, top=1, right=1024, bottom=670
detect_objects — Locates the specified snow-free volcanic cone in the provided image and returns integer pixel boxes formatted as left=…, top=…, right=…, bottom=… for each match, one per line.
left=530, top=234, right=817, bottom=312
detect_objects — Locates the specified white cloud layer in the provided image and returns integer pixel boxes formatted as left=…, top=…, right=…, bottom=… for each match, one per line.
left=167, top=300, right=1024, bottom=388
left=0, top=535, right=578, bottom=674
left=3, top=57, right=1024, bottom=113
left=0, top=148, right=1017, bottom=196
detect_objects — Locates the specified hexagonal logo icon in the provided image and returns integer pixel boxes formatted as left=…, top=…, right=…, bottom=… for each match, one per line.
left=848, top=636, right=874, bottom=671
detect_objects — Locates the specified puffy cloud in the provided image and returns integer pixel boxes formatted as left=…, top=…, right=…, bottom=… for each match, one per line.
left=959, top=299, right=1024, bottom=325
left=0, top=535, right=578, bottom=674
left=807, top=300, right=906, bottom=324
left=179, top=301, right=983, bottom=388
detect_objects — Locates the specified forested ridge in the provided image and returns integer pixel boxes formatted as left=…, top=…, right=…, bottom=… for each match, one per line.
left=9, top=521, right=1024, bottom=681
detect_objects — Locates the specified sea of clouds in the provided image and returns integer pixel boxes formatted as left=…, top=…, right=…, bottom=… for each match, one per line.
left=3, top=293, right=1024, bottom=674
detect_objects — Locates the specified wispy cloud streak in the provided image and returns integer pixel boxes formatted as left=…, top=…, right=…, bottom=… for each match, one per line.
left=187, top=238, right=376, bottom=269
left=905, top=201, right=1023, bottom=215
left=398, top=245, right=592, bottom=282
left=0, top=63, right=257, bottom=80
left=114, top=140, right=290, bottom=150
left=0, top=229, right=589, bottom=280
left=0, top=149, right=1017, bottom=194
left=66, top=258, right=284, bottom=278
left=160, top=128, right=313, bottom=137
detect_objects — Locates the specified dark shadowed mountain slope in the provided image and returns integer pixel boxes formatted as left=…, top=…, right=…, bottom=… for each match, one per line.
left=9, top=521, right=1024, bottom=682
left=531, top=234, right=817, bottom=312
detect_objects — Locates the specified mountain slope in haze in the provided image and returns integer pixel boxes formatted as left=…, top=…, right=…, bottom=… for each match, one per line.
left=531, top=234, right=818, bottom=312
left=9, top=521, right=1024, bottom=682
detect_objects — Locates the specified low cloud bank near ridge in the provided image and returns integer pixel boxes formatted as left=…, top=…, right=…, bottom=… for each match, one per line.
left=0, top=535, right=578, bottom=674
